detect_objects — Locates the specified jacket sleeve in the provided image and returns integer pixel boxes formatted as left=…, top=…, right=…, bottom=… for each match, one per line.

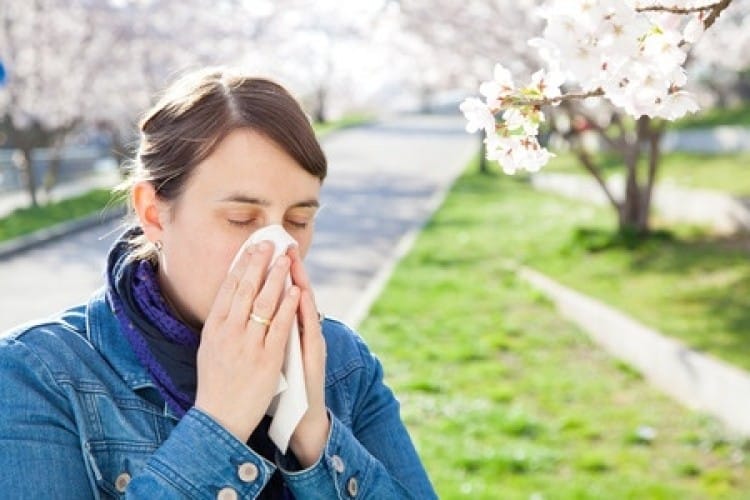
left=0, top=338, right=276, bottom=499
left=125, top=407, right=277, bottom=499
left=0, top=339, right=96, bottom=499
left=276, top=338, right=437, bottom=499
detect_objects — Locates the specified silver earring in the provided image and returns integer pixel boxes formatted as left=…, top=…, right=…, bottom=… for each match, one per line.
left=154, top=240, right=163, bottom=252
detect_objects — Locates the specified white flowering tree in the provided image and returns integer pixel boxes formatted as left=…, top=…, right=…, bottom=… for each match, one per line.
left=259, top=0, right=401, bottom=124
left=396, top=0, right=542, bottom=95
left=460, top=0, right=747, bottom=234
left=0, top=0, right=285, bottom=207
left=0, top=0, right=108, bottom=206
left=689, top=0, right=750, bottom=104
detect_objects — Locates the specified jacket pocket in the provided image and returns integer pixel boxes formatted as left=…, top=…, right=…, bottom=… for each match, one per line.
left=85, top=440, right=157, bottom=499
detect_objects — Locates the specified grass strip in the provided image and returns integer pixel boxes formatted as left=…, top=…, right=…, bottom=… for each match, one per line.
left=359, top=160, right=750, bottom=498
left=671, top=103, right=750, bottom=130
left=0, top=189, right=121, bottom=243
left=313, top=113, right=373, bottom=138
left=545, top=151, right=750, bottom=196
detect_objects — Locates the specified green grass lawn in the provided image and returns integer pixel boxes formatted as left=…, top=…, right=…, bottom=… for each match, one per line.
left=671, top=102, right=750, bottom=130
left=313, top=113, right=372, bottom=138
left=545, top=151, right=750, bottom=196
left=359, top=161, right=750, bottom=498
left=0, top=189, right=121, bottom=243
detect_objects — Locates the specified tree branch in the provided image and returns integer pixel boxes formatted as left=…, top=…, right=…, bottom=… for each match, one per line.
left=635, top=0, right=733, bottom=31
left=571, top=107, right=628, bottom=152
left=635, top=1, right=724, bottom=14
left=575, top=148, right=622, bottom=214
left=491, top=88, right=605, bottom=113
left=702, top=0, right=734, bottom=31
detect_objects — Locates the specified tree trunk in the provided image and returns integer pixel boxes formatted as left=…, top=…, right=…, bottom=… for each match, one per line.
left=479, top=130, right=489, bottom=175
left=16, top=147, right=38, bottom=208
left=314, top=87, right=327, bottom=124
left=617, top=116, right=656, bottom=235
left=566, top=108, right=665, bottom=237
left=4, top=117, right=76, bottom=209
left=420, top=85, right=433, bottom=113
left=43, top=140, right=64, bottom=199
left=640, top=123, right=664, bottom=231
left=620, top=147, right=643, bottom=233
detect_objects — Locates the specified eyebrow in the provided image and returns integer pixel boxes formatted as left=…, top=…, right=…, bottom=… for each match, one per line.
left=218, top=193, right=320, bottom=209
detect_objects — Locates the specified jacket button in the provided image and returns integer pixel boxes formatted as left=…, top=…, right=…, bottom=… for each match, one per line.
left=331, top=454, right=345, bottom=473
left=347, top=476, right=359, bottom=497
left=217, top=487, right=238, bottom=500
left=238, top=462, right=259, bottom=482
left=115, top=472, right=131, bottom=492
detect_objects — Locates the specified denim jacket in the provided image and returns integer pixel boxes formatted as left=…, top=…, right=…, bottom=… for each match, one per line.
left=0, top=288, right=436, bottom=499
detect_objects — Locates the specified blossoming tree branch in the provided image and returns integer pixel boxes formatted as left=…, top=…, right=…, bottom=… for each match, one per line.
left=461, top=0, right=735, bottom=176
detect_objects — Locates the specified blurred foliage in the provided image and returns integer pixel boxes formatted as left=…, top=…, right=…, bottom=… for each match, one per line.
left=545, top=151, right=750, bottom=196
left=671, top=102, right=750, bottom=130
left=312, top=113, right=373, bottom=138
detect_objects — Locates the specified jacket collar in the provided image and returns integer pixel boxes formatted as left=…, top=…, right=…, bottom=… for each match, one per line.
left=85, top=287, right=180, bottom=420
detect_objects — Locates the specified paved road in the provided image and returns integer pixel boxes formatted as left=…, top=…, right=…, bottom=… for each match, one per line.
left=0, top=114, right=476, bottom=333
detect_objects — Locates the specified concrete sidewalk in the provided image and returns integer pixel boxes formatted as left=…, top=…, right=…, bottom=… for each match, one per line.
left=664, top=126, right=750, bottom=153
left=0, top=114, right=476, bottom=332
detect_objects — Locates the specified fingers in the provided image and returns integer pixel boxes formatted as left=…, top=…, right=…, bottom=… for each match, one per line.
left=225, top=242, right=275, bottom=328
left=298, top=289, right=319, bottom=331
left=289, top=246, right=312, bottom=291
left=299, top=289, right=325, bottom=359
left=205, top=241, right=257, bottom=329
left=266, top=286, right=300, bottom=353
left=289, top=247, right=322, bottom=321
left=245, top=254, right=291, bottom=338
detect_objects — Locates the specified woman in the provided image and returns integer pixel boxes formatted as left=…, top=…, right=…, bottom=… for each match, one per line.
left=0, top=68, right=436, bottom=499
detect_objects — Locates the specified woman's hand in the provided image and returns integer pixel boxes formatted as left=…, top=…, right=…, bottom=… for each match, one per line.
left=195, top=241, right=301, bottom=442
left=287, top=246, right=330, bottom=468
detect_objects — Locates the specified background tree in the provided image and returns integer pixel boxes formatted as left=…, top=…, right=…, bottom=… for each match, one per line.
left=450, top=0, right=750, bottom=234
left=0, top=0, right=286, bottom=206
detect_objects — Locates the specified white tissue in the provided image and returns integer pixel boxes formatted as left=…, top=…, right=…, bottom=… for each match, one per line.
left=232, top=224, right=308, bottom=453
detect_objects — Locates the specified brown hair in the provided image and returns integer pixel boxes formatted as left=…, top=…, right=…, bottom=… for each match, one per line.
left=119, top=67, right=327, bottom=262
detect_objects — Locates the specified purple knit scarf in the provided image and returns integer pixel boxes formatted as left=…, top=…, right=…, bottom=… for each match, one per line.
left=108, top=256, right=199, bottom=417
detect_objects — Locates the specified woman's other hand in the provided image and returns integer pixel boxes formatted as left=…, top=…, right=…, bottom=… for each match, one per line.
left=287, top=246, right=330, bottom=468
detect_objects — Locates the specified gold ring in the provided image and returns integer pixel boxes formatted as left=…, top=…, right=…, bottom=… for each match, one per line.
left=249, top=312, right=271, bottom=327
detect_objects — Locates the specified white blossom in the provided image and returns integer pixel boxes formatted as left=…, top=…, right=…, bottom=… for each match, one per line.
left=653, top=91, right=700, bottom=120
left=530, top=68, right=565, bottom=100
left=461, top=0, right=741, bottom=175
left=486, top=134, right=554, bottom=175
left=502, top=108, right=538, bottom=136
left=460, top=98, right=495, bottom=134
left=479, top=63, right=515, bottom=106
left=683, top=15, right=705, bottom=43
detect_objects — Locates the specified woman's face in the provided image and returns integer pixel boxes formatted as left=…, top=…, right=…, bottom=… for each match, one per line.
left=150, top=128, right=321, bottom=328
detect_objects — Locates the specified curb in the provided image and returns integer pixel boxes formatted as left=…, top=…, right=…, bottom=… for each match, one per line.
left=519, top=266, right=750, bottom=438
left=0, top=206, right=125, bottom=261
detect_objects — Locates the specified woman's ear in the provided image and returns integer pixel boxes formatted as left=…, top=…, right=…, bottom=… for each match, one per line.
left=132, top=181, right=165, bottom=242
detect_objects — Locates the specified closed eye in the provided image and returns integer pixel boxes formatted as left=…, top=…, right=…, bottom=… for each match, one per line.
left=284, top=219, right=309, bottom=230
left=227, top=218, right=258, bottom=227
